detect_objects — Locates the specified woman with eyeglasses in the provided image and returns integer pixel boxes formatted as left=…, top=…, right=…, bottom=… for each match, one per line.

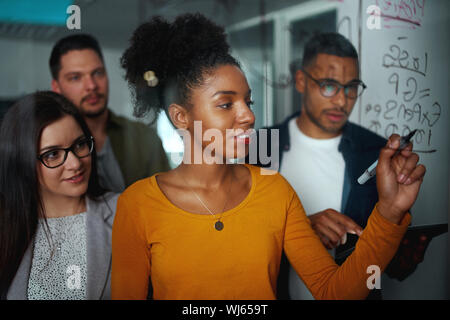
left=0, top=91, right=118, bottom=300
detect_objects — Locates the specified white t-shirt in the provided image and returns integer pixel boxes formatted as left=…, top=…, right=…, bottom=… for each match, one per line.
left=280, top=118, right=345, bottom=300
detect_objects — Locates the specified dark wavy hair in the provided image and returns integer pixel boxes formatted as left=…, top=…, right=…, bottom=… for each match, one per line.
left=0, top=91, right=104, bottom=298
left=121, top=13, right=240, bottom=121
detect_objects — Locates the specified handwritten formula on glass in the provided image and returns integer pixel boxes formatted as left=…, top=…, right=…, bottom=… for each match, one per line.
left=375, top=0, right=426, bottom=29
left=364, top=40, right=440, bottom=150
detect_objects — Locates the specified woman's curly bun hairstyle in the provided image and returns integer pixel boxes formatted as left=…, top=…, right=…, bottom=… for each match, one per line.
left=121, top=13, right=240, bottom=120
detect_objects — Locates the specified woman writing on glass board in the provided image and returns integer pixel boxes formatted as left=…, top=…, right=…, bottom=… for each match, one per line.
left=111, top=13, right=426, bottom=300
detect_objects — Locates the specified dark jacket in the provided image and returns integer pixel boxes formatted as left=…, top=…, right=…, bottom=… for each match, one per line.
left=107, top=111, right=170, bottom=187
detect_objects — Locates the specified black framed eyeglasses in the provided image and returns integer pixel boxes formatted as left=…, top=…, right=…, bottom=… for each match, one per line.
left=37, top=136, right=94, bottom=169
left=302, top=69, right=367, bottom=99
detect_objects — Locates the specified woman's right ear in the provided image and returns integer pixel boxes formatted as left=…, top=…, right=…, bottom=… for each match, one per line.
left=168, top=103, right=189, bottom=130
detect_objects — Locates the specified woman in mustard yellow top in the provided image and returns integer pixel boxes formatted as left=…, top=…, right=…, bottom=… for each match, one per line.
left=112, top=14, right=425, bottom=300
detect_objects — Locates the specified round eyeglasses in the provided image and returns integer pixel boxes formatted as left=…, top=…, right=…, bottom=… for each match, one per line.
left=37, top=136, right=94, bottom=169
left=302, top=69, right=367, bottom=99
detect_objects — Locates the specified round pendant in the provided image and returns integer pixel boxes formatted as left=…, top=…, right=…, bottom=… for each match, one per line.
left=215, top=220, right=224, bottom=231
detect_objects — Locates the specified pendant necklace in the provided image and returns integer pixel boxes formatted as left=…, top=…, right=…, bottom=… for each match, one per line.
left=177, top=170, right=233, bottom=231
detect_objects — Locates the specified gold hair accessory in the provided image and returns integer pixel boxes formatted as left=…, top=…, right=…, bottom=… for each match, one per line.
left=143, top=70, right=159, bottom=87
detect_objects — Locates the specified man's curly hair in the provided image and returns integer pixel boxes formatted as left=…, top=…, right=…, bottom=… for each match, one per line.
left=121, top=13, right=240, bottom=120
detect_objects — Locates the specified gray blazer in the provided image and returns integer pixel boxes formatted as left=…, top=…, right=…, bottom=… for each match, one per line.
left=6, top=192, right=119, bottom=300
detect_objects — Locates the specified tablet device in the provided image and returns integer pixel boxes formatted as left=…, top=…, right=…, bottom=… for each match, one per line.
left=334, top=223, right=448, bottom=263
left=406, top=223, right=448, bottom=239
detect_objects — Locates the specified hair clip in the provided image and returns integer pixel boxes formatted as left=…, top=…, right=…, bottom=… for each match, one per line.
left=143, top=70, right=159, bottom=87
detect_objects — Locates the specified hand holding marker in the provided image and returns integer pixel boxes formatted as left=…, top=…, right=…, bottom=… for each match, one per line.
left=358, top=130, right=417, bottom=185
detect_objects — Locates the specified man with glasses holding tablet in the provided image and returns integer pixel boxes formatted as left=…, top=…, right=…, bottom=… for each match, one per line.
left=261, top=33, right=428, bottom=300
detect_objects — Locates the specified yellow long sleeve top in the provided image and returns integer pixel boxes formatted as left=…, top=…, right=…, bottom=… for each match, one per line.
left=111, top=164, right=410, bottom=300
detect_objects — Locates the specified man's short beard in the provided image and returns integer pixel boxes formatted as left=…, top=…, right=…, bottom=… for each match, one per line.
left=82, top=103, right=108, bottom=118
left=304, top=106, right=343, bottom=134
left=302, top=92, right=346, bottom=135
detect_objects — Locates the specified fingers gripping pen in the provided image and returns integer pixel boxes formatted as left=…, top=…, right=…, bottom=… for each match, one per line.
left=357, top=130, right=417, bottom=185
